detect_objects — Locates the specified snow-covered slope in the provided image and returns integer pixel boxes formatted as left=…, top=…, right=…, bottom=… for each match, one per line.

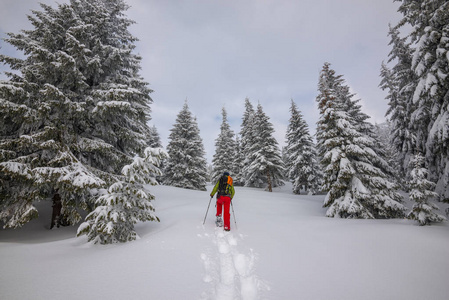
left=1, top=183, right=448, bottom=300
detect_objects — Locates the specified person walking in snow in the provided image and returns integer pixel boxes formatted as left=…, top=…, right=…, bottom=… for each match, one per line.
left=210, top=171, right=235, bottom=231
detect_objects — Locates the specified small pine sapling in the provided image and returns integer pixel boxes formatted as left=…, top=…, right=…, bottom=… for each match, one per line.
left=407, top=154, right=446, bottom=226
left=77, top=148, right=168, bottom=244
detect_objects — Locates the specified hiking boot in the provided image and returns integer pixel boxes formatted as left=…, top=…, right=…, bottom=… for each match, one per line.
left=224, top=227, right=230, bottom=231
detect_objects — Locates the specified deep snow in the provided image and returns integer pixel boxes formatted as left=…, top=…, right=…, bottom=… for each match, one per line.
left=1, top=182, right=449, bottom=300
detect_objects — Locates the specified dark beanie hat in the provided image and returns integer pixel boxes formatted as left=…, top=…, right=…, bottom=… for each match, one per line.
left=223, top=171, right=230, bottom=176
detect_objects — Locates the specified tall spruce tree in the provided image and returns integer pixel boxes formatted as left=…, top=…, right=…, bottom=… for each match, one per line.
left=285, top=100, right=322, bottom=194
left=392, top=0, right=449, bottom=201
left=148, top=125, right=163, bottom=148
left=374, top=122, right=404, bottom=188
left=245, top=103, right=284, bottom=192
left=407, top=153, right=446, bottom=226
left=164, top=102, right=208, bottom=191
left=212, top=107, right=237, bottom=182
left=380, top=24, right=417, bottom=179
left=77, top=147, right=167, bottom=244
left=339, top=79, right=397, bottom=184
left=240, top=98, right=256, bottom=187
left=0, top=0, right=152, bottom=228
left=316, top=63, right=405, bottom=219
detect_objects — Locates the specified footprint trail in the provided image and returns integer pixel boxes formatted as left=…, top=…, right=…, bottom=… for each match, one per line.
left=199, top=228, right=269, bottom=300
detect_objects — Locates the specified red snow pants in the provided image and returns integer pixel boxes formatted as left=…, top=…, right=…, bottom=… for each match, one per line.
left=216, top=195, right=231, bottom=230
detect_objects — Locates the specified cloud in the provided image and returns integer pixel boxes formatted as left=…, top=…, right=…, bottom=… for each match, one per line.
left=1, top=0, right=402, bottom=162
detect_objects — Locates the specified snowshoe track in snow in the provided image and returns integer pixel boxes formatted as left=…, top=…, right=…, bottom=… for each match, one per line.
left=199, top=228, right=268, bottom=300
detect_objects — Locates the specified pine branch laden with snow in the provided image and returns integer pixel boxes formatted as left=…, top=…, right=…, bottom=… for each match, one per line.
left=0, top=142, right=105, bottom=228
left=0, top=169, right=38, bottom=228
left=0, top=0, right=154, bottom=228
left=316, top=63, right=405, bottom=219
left=407, top=154, right=446, bottom=226
left=77, top=147, right=167, bottom=244
left=163, top=102, right=208, bottom=191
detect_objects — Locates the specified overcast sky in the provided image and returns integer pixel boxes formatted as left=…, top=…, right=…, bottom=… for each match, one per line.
left=0, top=0, right=402, bottom=163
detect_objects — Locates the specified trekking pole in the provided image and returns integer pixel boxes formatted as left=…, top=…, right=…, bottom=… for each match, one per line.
left=203, top=196, right=213, bottom=225
left=230, top=200, right=237, bottom=229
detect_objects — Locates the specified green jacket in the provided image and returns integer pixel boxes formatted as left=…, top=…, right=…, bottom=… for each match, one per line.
left=210, top=177, right=235, bottom=199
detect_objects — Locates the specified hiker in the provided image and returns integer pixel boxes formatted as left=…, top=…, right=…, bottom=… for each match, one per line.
left=210, top=171, right=235, bottom=231
left=50, top=190, right=62, bottom=229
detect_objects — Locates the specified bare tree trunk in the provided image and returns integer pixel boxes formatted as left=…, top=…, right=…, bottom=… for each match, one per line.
left=50, top=192, right=62, bottom=229
left=266, top=168, right=272, bottom=192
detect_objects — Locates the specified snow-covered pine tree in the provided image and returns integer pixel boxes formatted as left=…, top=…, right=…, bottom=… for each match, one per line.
left=0, top=0, right=152, bottom=228
left=395, top=0, right=449, bottom=201
left=316, top=63, right=405, bottom=219
left=281, top=146, right=288, bottom=173
left=332, top=74, right=394, bottom=185
left=374, top=122, right=404, bottom=189
left=147, top=125, right=164, bottom=184
left=212, top=107, right=237, bottom=182
left=245, top=103, right=284, bottom=192
left=407, top=153, right=446, bottom=226
left=77, top=147, right=167, bottom=244
left=285, top=100, right=322, bottom=194
left=240, top=98, right=256, bottom=187
left=206, top=163, right=213, bottom=182
left=163, top=102, right=208, bottom=191
left=379, top=24, right=417, bottom=180
left=338, top=80, right=398, bottom=184
left=148, top=125, right=163, bottom=148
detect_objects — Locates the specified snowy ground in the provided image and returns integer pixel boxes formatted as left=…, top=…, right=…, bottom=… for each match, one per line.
left=1, top=182, right=449, bottom=300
